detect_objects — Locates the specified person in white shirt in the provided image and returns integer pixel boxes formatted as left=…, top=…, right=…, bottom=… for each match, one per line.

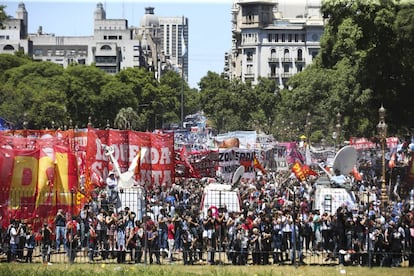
left=8, top=220, right=22, bottom=262
left=106, top=171, right=119, bottom=208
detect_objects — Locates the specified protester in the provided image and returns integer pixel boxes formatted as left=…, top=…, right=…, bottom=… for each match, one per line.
left=40, top=223, right=52, bottom=265
left=55, top=209, right=66, bottom=252
left=25, top=226, right=36, bottom=263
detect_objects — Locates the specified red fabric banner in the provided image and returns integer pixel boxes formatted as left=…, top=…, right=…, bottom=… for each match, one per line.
left=0, top=136, right=78, bottom=230
left=85, top=129, right=174, bottom=190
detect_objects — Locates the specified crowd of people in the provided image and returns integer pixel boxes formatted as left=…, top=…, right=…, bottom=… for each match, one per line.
left=1, top=165, right=413, bottom=267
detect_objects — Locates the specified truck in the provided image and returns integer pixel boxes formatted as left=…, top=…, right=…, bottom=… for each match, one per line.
left=200, top=183, right=241, bottom=217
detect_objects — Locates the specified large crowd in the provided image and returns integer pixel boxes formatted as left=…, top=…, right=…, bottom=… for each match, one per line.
left=1, top=164, right=414, bottom=267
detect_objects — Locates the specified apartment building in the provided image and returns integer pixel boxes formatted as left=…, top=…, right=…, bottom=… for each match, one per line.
left=225, top=0, right=323, bottom=87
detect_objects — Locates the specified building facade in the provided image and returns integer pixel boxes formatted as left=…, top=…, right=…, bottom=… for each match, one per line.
left=0, top=3, right=188, bottom=81
left=225, top=0, right=323, bottom=87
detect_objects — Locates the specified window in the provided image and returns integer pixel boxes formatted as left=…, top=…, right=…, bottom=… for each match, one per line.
left=55, top=49, right=64, bottom=56
left=246, top=64, right=253, bottom=74
left=34, top=49, right=43, bottom=56
left=95, top=56, right=117, bottom=63
left=268, top=33, right=272, bottom=42
left=294, top=34, right=298, bottom=42
left=271, top=49, right=276, bottom=59
left=100, top=45, right=112, bottom=50
left=297, top=49, right=303, bottom=61
left=284, top=49, right=289, bottom=60
left=281, top=34, right=285, bottom=42
left=3, top=45, right=14, bottom=51
left=246, top=51, right=253, bottom=62
left=68, top=49, right=76, bottom=56
left=108, top=35, right=117, bottom=40
left=275, top=34, right=278, bottom=42
left=247, top=13, right=254, bottom=24
left=288, top=34, right=292, bottom=42
left=284, top=64, right=289, bottom=73
left=270, top=65, right=276, bottom=77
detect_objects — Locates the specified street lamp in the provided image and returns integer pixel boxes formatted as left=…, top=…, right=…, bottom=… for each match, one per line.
left=376, top=105, right=388, bottom=211
left=23, top=112, right=28, bottom=138
left=335, top=112, right=341, bottom=151
left=305, top=112, right=311, bottom=145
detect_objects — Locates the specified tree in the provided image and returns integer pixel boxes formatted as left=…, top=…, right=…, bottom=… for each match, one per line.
left=64, top=65, right=110, bottom=128
left=0, top=61, right=67, bottom=129
left=282, top=0, right=414, bottom=139
left=114, top=107, right=140, bottom=130
left=96, top=79, right=137, bottom=127
left=0, top=5, right=7, bottom=29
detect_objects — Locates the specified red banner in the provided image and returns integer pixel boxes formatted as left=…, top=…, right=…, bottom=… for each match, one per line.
left=85, top=129, right=174, bottom=190
left=0, top=128, right=175, bottom=230
left=0, top=134, right=78, bottom=230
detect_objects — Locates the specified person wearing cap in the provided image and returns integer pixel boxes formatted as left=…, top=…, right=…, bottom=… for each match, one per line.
left=106, top=171, right=122, bottom=212
left=106, top=171, right=118, bottom=191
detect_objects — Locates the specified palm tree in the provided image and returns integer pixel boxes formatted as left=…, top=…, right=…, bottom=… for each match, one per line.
left=114, top=107, right=140, bottom=130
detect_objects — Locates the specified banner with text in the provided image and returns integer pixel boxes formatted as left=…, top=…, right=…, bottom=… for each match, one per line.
left=217, top=148, right=255, bottom=183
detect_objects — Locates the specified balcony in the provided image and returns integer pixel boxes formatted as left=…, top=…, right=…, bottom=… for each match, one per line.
left=268, top=57, right=279, bottom=63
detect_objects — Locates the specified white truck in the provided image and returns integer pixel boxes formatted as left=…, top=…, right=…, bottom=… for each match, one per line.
left=313, top=185, right=356, bottom=214
left=200, top=183, right=241, bottom=217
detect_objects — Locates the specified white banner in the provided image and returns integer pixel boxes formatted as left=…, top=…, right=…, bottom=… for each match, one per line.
left=217, top=148, right=255, bottom=183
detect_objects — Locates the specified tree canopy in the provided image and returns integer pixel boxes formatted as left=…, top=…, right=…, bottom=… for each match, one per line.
left=0, top=57, right=194, bottom=131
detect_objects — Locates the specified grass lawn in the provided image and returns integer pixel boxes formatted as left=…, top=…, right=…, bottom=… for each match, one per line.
left=0, top=263, right=413, bottom=276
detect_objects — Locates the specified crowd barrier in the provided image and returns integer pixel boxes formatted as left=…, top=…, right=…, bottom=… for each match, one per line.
left=0, top=188, right=413, bottom=268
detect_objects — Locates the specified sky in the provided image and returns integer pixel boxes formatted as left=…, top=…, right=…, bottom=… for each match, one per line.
left=3, top=0, right=310, bottom=89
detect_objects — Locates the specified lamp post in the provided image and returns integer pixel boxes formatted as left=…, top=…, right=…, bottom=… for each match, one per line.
left=376, top=105, right=388, bottom=211
left=23, top=112, right=28, bottom=138
left=305, top=112, right=311, bottom=145
left=335, top=112, right=341, bottom=152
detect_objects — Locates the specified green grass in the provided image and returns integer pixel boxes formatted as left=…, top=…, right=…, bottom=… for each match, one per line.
left=0, top=264, right=413, bottom=276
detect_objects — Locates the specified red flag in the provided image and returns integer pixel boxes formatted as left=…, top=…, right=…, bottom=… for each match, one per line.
left=180, top=146, right=201, bottom=179
left=302, top=164, right=318, bottom=177
left=352, top=166, right=362, bottom=181
left=388, top=152, right=396, bottom=169
left=253, top=156, right=267, bottom=174
left=292, top=161, right=306, bottom=181
left=134, top=150, right=141, bottom=176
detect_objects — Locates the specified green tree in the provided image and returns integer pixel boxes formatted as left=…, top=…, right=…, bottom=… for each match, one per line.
left=0, top=5, right=7, bottom=29
left=0, top=61, right=67, bottom=129
left=282, top=0, right=414, bottom=139
left=114, top=107, right=140, bottom=130
left=64, top=65, right=110, bottom=128
left=96, top=79, right=137, bottom=127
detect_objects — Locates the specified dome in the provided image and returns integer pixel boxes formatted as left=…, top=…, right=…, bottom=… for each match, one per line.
left=140, top=7, right=159, bottom=27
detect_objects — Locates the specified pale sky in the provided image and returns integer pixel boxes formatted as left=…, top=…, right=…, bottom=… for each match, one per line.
left=3, top=0, right=311, bottom=88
